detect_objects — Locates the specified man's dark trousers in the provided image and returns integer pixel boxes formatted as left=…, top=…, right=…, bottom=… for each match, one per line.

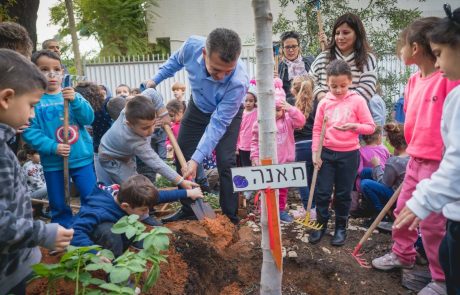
left=177, top=98, right=243, bottom=223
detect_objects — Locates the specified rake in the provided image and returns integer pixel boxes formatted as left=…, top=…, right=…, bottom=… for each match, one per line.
left=352, top=184, right=402, bottom=268
left=295, top=116, right=327, bottom=230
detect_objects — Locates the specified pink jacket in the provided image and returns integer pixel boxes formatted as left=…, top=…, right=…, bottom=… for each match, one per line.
left=312, top=91, right=375, bottom=152
left=237, top=109, right=258, bottom=151
left=165, top=121, right=181, bottom=148
left=251, top=107, right=305, bottom=164
left=403, top=71, right=460, bottom=161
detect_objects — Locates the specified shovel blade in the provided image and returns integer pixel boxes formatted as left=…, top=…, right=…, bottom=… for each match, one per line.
left=191, top=199, right=216, bottom=220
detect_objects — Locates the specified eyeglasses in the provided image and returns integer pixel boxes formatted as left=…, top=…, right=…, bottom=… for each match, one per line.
left=41, top=70, right=63, bottom=78
left=283, top=45, right=299, bottom=51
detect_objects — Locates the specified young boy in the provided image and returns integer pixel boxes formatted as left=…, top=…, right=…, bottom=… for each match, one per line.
left=96, top=95, right=196, bottom=190
left=71, top=174, right=202, bottom=256
left=23, top=50, right=96, bottom=228
left=0, top=22, right=33, bottom=58
left=0, top=49, right=74, bottom=295
left=171, top=81, right=187, bottom=110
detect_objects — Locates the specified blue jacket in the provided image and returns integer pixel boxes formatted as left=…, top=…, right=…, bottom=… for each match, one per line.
left=23, top=92, right=94, bottom=171
left=71, top=185, right=187, bottom=247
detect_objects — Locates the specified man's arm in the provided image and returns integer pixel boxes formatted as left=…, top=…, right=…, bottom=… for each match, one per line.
left=150, top=39, right=189, bottom=86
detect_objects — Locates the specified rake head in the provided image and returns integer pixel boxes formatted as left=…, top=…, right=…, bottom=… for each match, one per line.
left=352, top=243, right=371, bottom=268
left=294, top=213, right=323, bottom=230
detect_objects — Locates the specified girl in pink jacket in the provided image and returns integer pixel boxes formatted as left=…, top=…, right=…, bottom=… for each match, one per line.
left=251, top=78, right=306, bottom=223
left=309, top=60, right=375, bottom=246
left=237, top=80, right=258, bottom=168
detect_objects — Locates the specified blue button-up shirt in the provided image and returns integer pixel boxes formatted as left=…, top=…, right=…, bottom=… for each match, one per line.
left=153, top=35, right=249, bottom=163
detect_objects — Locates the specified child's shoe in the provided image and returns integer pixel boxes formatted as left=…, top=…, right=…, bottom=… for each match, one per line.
left=291, top=207, right=306, bottom=220
left=141, top=216, right=162, bottom=226
left=417, top=281, right=446, bottom=295
left=372, top=252, right=414, bottom=270
left=279, top=211, right=293, bottom=224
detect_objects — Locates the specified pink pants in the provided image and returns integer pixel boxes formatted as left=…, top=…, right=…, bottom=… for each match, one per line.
left=278, top=188, right=288, bottom=211
left=392, top=157, right=446, bottom=281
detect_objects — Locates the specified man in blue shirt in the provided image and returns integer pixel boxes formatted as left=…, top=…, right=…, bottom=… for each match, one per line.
left=147, top=28, right=249, bottom=224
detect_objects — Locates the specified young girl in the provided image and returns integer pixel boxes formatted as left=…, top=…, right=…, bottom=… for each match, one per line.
left=251, top=78, right=306, bottom=223
left=393, top=6, right=460, bottom=294
left=358, top=126, right=391, bottom=180
left=372, top=17, right=460, bottom=295
left=290, top=75, right=318, bottom=219
left=309, top=59, right=375, bottom=246
left=165, top=99, right=185, bottom=157
left=23, top=50, right=96, bottom=228
left=360, top=123, right=409, bottom=214
left=237, top=79, right=258, bottom=168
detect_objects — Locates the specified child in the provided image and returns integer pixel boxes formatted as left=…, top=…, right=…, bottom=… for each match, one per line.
left=171, top=81, right=186, bottom=101
left=360, top=123, right=409, bottom=215
left=115, top=84, right=131, bottom=97
left=358, top=126, right=391, bottom=177
left=0, top=22, right=32, bottom=58
left=96, top=95, right=196, bottom=190
left=0, top=49, right=73, bottom=295
left=372, top=17, right=460, bottom=295
left=23, top=50, right=97, bottom=228
left=251, top=77, right=306, bottom=223
left=309, top=60, right=375, bottom=246
left=165, top=99, right=185, bottom=156
left=106, top=95, right=127, bottom=121
left=18, top=145, right=48, bottom=199
left=392, top=8, right=460, bottom=294
left=71, top=174, right=202, bottom=256
left=290, top=75, right=318, bottom=219
left=369, top=83, right=387, bottom=127
left=237, top=80, right=258, bottom=168
left=131, top=87, right=141, bottom=95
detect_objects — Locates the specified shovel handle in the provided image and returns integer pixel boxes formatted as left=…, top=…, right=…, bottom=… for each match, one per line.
left=163, top=124, right=187, bottom=170
left=63, top=99, right=70, bottom=205
left=357, top=184, right=403, bottom=245
left=305, top=116, right=327, bottom=212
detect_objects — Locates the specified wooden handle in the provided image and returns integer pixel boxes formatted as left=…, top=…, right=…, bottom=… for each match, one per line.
left=163, top=124, right=187, bottom=170
left=306, top=116, right=327, bottom=212
left=317, top=10, right=326, bottom=51
left=357, top=184, right=403, bottom=245
left=63, top=99, right=70, bottom=205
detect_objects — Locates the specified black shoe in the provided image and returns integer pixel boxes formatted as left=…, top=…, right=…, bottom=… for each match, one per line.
left=331, top=216, right=347, bottom=246
left=161, top=208, right=197, bottom=223
left=141, top=216, right=163, bottom=226
left=309, top=227, right=327, bottom=244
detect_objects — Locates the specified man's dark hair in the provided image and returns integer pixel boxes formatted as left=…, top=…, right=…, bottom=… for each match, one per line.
left=0, top=22, right=33, bottom=58
left=206, top=28, right=241, bottom=63
left=125, top=95, right=156, bottom=123
left=280, top=31, right=300, bottom=45
left=326, top=59, right=352, bottom=79
left=42, top=39, right=58, bottom=50
left=31, top=50, right=61, bottom=65
left=117, top=174, right=159, bottom=208
left=0, top=49, right=47, bottom=96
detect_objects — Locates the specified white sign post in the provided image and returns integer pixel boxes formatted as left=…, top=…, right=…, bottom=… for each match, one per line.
left=231, top=162, right=307, bottom=192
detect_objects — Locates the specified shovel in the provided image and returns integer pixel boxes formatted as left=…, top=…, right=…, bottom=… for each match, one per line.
left=295, top=116, right=327, bottom=230
left=163, top=124, right=216, bottom=219
left=62, top=74, right=72, bottom=206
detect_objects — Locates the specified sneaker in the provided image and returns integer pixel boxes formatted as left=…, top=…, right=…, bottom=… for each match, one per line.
left=141, top=216, right=163, bottom=226
left=418, top=281, right=447, bottom=295
left=372, top=252, right=414, bottom=270
left=291, top=207, right=306, bottom=219
left=377, top=221, right=393, bottom=233
left=279, top=211, right=293, bottom=224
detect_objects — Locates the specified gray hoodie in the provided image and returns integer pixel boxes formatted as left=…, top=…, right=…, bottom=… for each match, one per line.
left=407, top=85, right=460, bottom=221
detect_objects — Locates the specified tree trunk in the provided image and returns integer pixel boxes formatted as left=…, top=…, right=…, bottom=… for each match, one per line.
left=0, top=0, right=40, bottom=51
left=252, top=0, right=282, bottom=294
left=64, top=0, right=83, bottom=76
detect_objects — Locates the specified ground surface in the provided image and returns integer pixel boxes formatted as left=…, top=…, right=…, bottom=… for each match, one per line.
left=29, top=192, right=424, bottom=294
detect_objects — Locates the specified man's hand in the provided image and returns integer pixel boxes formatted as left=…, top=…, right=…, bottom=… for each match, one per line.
left=56, top=144, right=70, bottom=157
left=54, top=226, right=74, bottom=252
left=183, top=160, right=198, bottom=180
left=62, top=87, right=76, bottom=102
left=186, top=187, right=204, bottom=200
left=180, top=179, right=200, bottom=190
left=145, top=80, right=156, bottom=89
left=393, top=206, right=421, bottom=231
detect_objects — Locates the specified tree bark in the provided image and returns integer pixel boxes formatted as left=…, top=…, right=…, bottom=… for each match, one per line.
left=252, top=0, right=282, bottom=294
left=64, top=0, right=83, bottom=76
left=0, top=0, right=40, bottom=51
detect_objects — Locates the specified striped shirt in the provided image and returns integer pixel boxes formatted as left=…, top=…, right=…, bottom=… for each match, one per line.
left=308, top=48, right=378, bottom=102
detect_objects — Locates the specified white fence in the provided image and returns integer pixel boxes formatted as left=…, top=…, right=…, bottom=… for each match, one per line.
left=83, top=50, right=411, bottom=103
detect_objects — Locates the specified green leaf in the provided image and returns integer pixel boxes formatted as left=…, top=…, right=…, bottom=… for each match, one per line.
left=109, top=267, right=131, bottom=284
left=128, top=214, right=139, bottom=223
left=121, top=286, right=136, bottom=294
left=143, top=264, right=160, bottom=291
left=125, top=226, right=137, bottom=239
left=89, top=278, right=106, bottom=286
left=145, top=234, right=170, bottom=251
left=111, top=226, right=129, bottom=234
left=99, top=249, right=115, bottom=260
left=85, top=263, right=103, bottom=271
left=86, top=290, right=103, bottom=295
left=153, top=226, right=172, bottom=235
left=99, top=283, right=122, bottom=292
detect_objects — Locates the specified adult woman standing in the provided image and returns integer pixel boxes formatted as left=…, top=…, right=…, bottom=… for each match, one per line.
left=278, top=31, right=315, bottom=105
left=309, top=13, right=377, bottom=102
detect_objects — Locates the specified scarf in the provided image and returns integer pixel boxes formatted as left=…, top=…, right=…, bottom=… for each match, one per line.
left=285, top=54, right=308, bottom=80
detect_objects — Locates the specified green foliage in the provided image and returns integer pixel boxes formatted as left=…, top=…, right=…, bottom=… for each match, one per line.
left=273, top=0, right=424, bottom=57
left=50, top=0, right=164, bottom=57
left=31, top=215, right=172, bottom=294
